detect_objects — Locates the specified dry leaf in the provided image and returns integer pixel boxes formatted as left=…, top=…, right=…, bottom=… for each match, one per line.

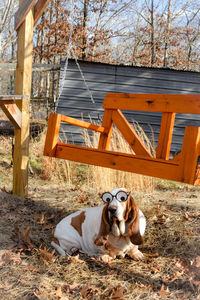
left=148, top=252, right=159, bottom=258
left=80, top=284, right=89, bottom=298
left=13, top=224, right=20, bottom=240
left=186, top=230, right=198, bottom=236
left=193, top=256, right=200, bottom=268
left=62, top=283, right=79, bottom=293
left=157, top=285, right=170, bottom=297
left=76, top=196, right=87, bottom=203
left=47, top=214, right=55, bottom=221
left=184, top=212, right=194, bottom=221
left=0, top=250, right=21, bottom=266
left=25, top=263, right=39, bottom=273
left=80, top=283, right=100, bottom=298
left=1, top=186, right=11, bottom=194
left=67, top=283, right=79, bottom=292
left=175, top=259, right=189, bottom=272
left=111, top=284, right=124, bottom=300
left=39, top=213, right=46, bottom=224
left=42, top=223, right=53, bottom=230
left=150, top=266, right=162, bottom=274
left=39, top=247, right=55, bottom=263
left=70, top=254, right=84, bottom=264
left=22, top=227, right=34, bottom=249
left=191, top=280, right=200, bottom=286
left=55, top=286, right=63, bottom=298
left=170, top=271, right=184, bottom=282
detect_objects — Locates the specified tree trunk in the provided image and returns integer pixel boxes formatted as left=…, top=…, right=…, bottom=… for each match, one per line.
left=163, top=0, right=172, bottom=67
left=150, top=0, right=154, bottom=66
left=82, top=0, right=89, bottom=60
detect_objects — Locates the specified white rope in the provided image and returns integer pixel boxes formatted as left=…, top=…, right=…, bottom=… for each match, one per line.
left=71, top=48, right=95, bottom=104
left=57, top=0, right=96, bottom=108
left=57, top=0, right=75, bottom=107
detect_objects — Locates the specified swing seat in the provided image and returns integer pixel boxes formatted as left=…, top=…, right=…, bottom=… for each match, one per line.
left=44, top=93, right=200, bottom=185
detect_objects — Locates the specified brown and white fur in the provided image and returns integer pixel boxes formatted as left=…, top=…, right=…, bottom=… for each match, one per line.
left=51, top=188, right=146, bottom=263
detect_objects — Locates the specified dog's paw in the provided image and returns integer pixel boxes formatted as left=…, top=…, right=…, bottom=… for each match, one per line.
left=99, top=254, right=113, bottom=264
left=129, top=249, right=144, bottom=260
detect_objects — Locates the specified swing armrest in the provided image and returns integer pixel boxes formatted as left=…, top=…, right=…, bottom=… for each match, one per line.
left=60, top=114, right=107, bottom=134
left=44, top=113, right=108, bottom=158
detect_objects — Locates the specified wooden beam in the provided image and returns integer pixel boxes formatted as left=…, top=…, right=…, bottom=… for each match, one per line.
left=15, top=0, right=51, bottom=30
left=43, top=113, right=61, bottom=157
left=55, top=143, right=180, bottom=182
left=0, top=103, right=22, bottom=128
left=13, top=6, right=34, bottom=197
left=103, top=93, right=200, bottom=114
left=112, top=109, right=152, bottom=157
left=179, top=126, right=200, bottom=184
left=61, top=114, right=107, bottom=134
left=98, top=109, right=113, bottom=150
left=14, top=0, right=37, bottom=30
left=156, top=112, right=176, bottom=159
left=34, top=0, right=51, bottom=25
left=0, top=96, right=29, bottom=129
left=0, top=95, right=28, bottom=102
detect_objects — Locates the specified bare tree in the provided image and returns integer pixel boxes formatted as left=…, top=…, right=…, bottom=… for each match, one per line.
left=184, top=4, right=200, bottom=70
left=0, top=0, right=18, bottom=60
left=163, top=0, right=172, bottom=67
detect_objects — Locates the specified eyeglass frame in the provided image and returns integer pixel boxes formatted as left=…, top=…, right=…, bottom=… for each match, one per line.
left=101, top=190, right=130, bottom=203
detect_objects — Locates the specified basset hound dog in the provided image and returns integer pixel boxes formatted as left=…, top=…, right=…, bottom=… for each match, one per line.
left=51, top=188, right=146, bottom=263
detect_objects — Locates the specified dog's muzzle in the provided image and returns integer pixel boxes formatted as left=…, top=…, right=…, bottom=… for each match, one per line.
left=108, top=206, right=117, bottom=217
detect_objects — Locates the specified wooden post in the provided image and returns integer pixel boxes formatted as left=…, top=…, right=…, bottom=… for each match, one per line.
left=13, top=4, right=34, bottom=197
left=156, top=112, right=176, bottom=159
left=98, top=109, right=113, bottom=150
left=112, top=109, right=152, bottom=157
left=43, top=113, right=61, bottom=157
left=179, top=126, right=200, bottom=184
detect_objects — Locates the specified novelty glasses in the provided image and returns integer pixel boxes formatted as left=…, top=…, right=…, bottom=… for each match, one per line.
left=101, top=191, right=129, bottom=203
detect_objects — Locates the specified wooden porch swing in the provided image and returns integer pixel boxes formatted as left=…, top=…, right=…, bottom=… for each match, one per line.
left=43, top=93, right=200, bottom=185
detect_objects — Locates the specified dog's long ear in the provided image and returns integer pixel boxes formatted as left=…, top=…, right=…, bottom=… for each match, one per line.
left=124, top=196, right=143, bottom=245
left=94, top=204, right=111, bottom=246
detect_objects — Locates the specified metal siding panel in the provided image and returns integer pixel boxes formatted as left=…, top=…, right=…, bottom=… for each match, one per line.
left=57, top=60, right=200, bottom=153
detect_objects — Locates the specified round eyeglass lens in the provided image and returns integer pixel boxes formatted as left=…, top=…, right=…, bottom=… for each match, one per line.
left=116, top=191, right=128, bottom=202
left=101, top=192, right=113, bottom=203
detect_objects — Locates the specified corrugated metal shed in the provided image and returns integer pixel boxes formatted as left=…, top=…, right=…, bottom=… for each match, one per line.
left=57, top=59, right=200, bottom=154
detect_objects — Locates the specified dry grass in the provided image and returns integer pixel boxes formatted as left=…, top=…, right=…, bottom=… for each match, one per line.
left=29, top=120, right=156, bottom=193
left=83, top=122, right=156, bottom=193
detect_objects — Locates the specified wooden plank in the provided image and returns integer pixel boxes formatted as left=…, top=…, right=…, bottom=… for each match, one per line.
left=61, top=114, right=106, bottom=134
left=156, top=112, right=176, bottom=159
left=112, top=109, right=152, bottom=157
left=13, top=7, right=34, bottom=197
left=103, top=93, right=200, bottom=114
left=98, top=109, right=113, bottom=150
left=43, top=113, right=61, bottom=157
left=0, top=96, right=28, bottom=127
left=34, top=0, right=51, bottom=25
left=0, top=95, right=28, bottom=102
left=14, top=0, right=37, bottom=30
left=0, top=103, right=22, bottom=128
left=55, top=143, right=180, bottom=182
left=179, top=126, right=200, bottom=185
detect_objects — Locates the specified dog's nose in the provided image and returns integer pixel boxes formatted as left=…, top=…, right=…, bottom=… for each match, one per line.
left=108, top=207, right=117, bottom=215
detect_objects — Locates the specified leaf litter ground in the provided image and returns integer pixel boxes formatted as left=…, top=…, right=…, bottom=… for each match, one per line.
left=0, top=179, right=200, bottom=300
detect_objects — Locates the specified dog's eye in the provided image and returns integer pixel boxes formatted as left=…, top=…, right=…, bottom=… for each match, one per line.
left=116, top=191, right=128, bottom=202
left=101, top=192, right=112, bottom=203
